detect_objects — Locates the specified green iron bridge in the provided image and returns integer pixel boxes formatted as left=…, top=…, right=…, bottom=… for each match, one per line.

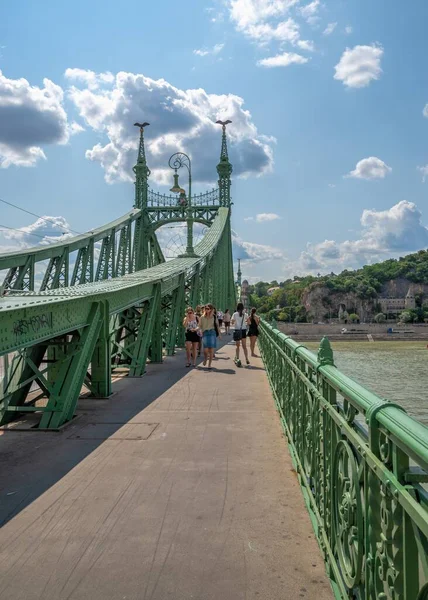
left=0, top=124, right=427, bottom=600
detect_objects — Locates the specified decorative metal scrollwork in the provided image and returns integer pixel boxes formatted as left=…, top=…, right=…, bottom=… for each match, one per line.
left=343, top=398, right=358, bottom=424
left=332, top=439, right=364, bottom=589
left=303, top=389, right=315, bottom=478
left=378, top=431, right=392, bottom=467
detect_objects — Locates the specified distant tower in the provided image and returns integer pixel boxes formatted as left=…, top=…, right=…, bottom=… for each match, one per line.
left=216, top=120, right=233, bottom=207
left=405, top=287, right=416, bottom=309
left=236, top=258, right=242, bottom=287
left=241, top=279, right=249, bottom=310
left=133, top=122, right=150, bottom=209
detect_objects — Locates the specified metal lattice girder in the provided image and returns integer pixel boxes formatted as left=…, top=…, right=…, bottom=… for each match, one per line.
left=0, top=210, right=141, bottom=292
left=0, top=209, right=234, bottom=428
left=38, top=302, right=103, bottom=428
left=115, top=223, right=132, bottom=277
left=0, top=254, right=35, bottom=294
left=71, top=239, right=94, bottom=285
left=90, top=301, right=112, bottom=398
left=165, top=273, right=185, bottom=355
left=129, top=284, right=161, bottom=376
left=40, top=248, right=70, bottom=290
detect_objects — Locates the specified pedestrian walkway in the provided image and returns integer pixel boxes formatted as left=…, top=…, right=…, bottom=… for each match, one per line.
left=0, top=339, right=332, bottom=600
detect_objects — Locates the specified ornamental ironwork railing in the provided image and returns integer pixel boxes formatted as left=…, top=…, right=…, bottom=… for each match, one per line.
left=147, top=187, right=219, bottom=207
left=259, top=320, right=428, bottom=600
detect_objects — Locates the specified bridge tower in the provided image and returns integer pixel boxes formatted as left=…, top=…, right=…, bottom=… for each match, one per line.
left=132, top=122, right=159, bottom=271
left=216, top=120, right=233, bottom=207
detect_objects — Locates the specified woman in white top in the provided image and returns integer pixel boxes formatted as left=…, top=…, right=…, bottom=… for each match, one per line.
left=231, top=302, right=250, bottom=366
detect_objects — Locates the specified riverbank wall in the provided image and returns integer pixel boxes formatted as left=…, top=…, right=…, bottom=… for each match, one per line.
left=276, top=322, right=428, bottom=342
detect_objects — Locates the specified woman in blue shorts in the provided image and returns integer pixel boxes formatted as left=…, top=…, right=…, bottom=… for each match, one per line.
left=198, top=304, right=218, bottom=370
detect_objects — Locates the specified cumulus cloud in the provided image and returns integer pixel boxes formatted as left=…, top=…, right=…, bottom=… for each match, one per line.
left=346, top=156, right=391, bottom=180
left=64, top=68, right=114, bottom=90
left=1, top=216, right=74, bottom=249
left=232, top=230, right=285, bottom=263
left=287, top=201, right=428, bottom=276
left=323, top=22, right=337, bottom=36
left=227, top=0, right=317, bottom=55
left=418, top=165, right=428, bottom=183
left=297, top=39, right=315, bottom=51
left=345, top=26, right=353, bottom=35
left=334, top=44, right=383, bottom=88
left=423, top=104, right=428, bottom=118
left=66, top=69, right=275, bottom=185
left=0, top=70, right=69, bottom=168
left=258, top=51, right=309, bottom=67
left=193, top=43, right=225, bottom=57
left=255, top=212, right=281, bottom=222
left=299, top=0, right=321, bottom=25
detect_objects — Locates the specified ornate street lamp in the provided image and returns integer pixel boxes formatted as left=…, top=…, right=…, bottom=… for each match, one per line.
left=168, top=152, right=198, bottom=258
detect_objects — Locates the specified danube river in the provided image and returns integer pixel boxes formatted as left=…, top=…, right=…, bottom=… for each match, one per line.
left=305, top=341, right=428, bottom=425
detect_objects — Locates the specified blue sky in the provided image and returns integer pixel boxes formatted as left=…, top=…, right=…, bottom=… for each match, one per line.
left=1, top=0, right=428, bottom=282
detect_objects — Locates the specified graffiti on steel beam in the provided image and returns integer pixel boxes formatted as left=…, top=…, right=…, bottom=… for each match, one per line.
left=12, top=313, right=53, bottom=338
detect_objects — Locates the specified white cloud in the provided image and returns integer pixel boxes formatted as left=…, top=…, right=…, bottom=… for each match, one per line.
left=299, top=0, right=321, bottom=24
left=228, top=0, right=303, bottom=49
left=334, top=44, right=383, bottom=88
left=423, top=104, right=428, bottom=118
left=1, top=216, right=74, bottom=248
left=232, top=230, right=285, bottom=263
left=286, top=201, right=428, bottom=276
left=297, top=39, right=315, bottom=51
left=229, top=0, right=299, bottom=31
left=418, top=165, right=428, bottom=183
left=0, top=70, right=69, bottom=168
left=69, top=121, right=85, bottom=135
left=255, top=212, right=281, bottom=222
left=66, top=69, right=275, bottom=184
left=286, top=203, right=427, bottom=276
left=346, top=156, right=391, bottom=180
left=328, top=183, right=336, bottom=188
left=345, top=25, right=353, bottom=35
left=64, top=68, right=114, bottom=90
left=323, top=22, right=337, bottom=36
left=258, top=51, right=309, bottom=67
left=193, top=43, right=225, bottom=57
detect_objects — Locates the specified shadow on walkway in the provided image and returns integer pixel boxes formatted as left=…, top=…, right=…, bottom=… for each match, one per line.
left=0, top=339, right=231, bottom=527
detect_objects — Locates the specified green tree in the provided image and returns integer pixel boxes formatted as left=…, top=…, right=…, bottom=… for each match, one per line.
left=374, top=313, right=386, bottom=323
left=348, top=313, right=359, bottom=323
left=399, top=310, right=413, bottom=323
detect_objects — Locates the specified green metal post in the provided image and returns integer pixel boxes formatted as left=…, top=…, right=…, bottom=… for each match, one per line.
left=90, top=301, right=112, bottom=397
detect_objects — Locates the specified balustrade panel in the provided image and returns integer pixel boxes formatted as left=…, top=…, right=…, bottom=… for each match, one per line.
left=259, top=320, right=428, bottom=600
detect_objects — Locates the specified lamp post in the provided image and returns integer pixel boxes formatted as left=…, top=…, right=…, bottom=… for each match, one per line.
left=168, top=152, right=198, bottom=258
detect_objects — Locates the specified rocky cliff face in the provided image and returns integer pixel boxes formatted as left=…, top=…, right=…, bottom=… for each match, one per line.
left=380, top=278, right=428, bottom=297
left=302, top=283, right=375, bottom=321
left=302, top=278, right=428, bottom=321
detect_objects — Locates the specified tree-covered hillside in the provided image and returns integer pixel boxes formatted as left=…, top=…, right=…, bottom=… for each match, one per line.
left=248, top=249, right=428, bottom=322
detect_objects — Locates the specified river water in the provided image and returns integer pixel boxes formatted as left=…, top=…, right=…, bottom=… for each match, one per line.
left=305, top=341, right=428, bottom=425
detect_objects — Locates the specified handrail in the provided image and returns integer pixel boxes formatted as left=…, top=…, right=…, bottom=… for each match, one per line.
left=259, top=319, right=428, bottom=599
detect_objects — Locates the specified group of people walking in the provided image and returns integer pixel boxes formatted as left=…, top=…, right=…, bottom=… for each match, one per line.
left=182, top=302, right=260, bottom=370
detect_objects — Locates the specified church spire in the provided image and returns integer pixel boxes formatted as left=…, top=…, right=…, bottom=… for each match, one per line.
left=237, top=258, right=242, bottom=286
left=133, top=122, right=151, bottom=209
left=216, top=120, right=233, bottom=207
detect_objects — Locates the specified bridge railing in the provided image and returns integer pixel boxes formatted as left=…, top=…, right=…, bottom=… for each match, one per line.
left=147, top=187, right=220, bottom=207
left=259, top=320, right=428, bottom=600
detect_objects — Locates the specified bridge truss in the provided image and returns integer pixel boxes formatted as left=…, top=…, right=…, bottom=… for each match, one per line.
left=0, top=123, right=236, bottom=430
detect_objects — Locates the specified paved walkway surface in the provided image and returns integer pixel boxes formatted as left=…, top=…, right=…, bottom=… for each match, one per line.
left=0, top=339, right=332, bottom=600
